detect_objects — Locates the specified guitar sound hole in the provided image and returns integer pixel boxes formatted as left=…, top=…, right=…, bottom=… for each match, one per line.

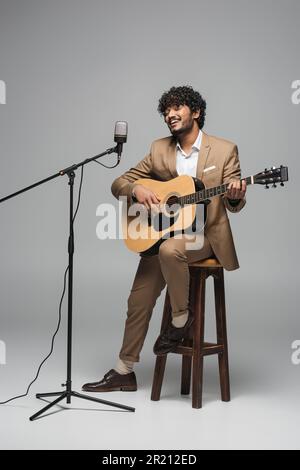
left=165, top=196, right=180, bottom=215
left=147, top=195, right=180, bottom=231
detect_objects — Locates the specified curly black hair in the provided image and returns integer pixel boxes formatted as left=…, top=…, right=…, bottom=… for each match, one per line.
left=158, top=85, right=206, bottom=130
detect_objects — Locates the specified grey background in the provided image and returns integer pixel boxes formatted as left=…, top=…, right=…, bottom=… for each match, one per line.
left=0, top=0, right=299, bottom=449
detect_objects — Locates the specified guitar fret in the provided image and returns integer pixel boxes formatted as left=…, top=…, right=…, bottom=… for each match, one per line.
left=179, top=177, right=253, bottom=207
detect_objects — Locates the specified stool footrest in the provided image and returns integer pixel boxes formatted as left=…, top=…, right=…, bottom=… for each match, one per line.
left=173, top=342, right=224, bottom=357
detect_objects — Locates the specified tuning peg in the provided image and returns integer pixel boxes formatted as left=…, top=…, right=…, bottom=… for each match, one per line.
left=280, top=182, right=284, bottom=186
left=265, top=184, right=269, bottom=189
left=272, top=183, right=277, bottom=188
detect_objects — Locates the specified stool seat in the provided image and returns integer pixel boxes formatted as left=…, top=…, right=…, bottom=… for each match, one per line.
left=151, top=257, right=230, bottom=409
left=188, top=257, right=221, bottom=268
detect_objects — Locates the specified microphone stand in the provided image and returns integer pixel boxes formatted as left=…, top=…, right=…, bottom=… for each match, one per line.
left=0, top=146, right=135, bottom=420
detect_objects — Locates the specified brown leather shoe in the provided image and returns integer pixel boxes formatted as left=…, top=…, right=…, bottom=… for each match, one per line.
left=82, top=369, right=137, bottom=392
left=153, top=314, right=194, bottom=356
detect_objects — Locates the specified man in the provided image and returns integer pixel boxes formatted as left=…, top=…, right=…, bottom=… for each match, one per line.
left=82, top=85, right=246, bottom=392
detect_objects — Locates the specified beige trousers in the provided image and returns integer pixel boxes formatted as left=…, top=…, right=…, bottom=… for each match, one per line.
left=119, top=235, right=213, bottom=362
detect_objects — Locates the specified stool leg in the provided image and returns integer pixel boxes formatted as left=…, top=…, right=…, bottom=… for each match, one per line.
left=151, top=356, right=168, bottom=401
left=151, top=290, right=171, bottom=401
left=192, top=270, right=206, bottom=409
left=181, top=348, right=192, bottom=395
left=181, top=274, right=195, bottom=395
left=214, top=269, right=230, bottom=402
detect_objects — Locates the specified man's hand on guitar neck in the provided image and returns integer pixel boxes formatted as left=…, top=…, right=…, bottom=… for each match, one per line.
left=225, top=179, right=247, bottom=202
left=132, top=184, right=161, bottom=211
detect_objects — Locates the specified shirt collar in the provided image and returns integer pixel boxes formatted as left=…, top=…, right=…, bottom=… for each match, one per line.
left=176, top=129, right=202, bottom=156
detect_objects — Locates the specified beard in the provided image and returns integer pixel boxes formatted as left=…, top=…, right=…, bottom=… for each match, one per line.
left=169, top=118, right=194, bottom=137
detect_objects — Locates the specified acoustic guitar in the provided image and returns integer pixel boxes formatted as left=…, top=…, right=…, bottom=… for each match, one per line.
left=123, top=165, right=288, bottom=255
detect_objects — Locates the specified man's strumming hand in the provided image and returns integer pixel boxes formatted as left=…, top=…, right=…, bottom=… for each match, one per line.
left=132, top=184, right=161, bottom=211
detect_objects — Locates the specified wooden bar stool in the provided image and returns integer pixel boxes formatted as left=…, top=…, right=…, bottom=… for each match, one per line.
left=151, top=258, right=230, bottom=408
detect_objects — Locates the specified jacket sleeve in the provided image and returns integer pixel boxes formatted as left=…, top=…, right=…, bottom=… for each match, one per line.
left=111, top=144, right=154, bottom=202
left=222, top=144, right=246, bottom=213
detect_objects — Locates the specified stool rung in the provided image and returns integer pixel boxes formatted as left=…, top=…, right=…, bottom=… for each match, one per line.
left=174, top=345, right=193, bottom=356
left=202, top=342, right=224, bottom=356
left=172, top=342, right=224, bottom=357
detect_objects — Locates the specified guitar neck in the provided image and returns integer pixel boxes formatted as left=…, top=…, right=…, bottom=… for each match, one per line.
left=180, top=176, right=253, bottom=206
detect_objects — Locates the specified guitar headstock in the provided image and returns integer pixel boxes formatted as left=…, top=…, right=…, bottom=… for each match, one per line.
left=254, top=165, right=289, bottom=188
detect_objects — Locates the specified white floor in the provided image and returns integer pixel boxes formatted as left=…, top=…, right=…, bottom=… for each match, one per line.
left=1, top=277, right=299, bottom=450
left=1, top=355, right=299, bottom=450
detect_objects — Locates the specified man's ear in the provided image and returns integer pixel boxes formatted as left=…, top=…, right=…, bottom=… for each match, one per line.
left=193, top=109, right=200, bottom=120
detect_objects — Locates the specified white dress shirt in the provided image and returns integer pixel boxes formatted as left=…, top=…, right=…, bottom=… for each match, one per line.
left=176, top=129, right=202, bottom=177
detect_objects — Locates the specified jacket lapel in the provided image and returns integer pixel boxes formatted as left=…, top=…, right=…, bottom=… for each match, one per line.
left=166, top=137, right=178, bottom=178
left=196, top=132, right=211, bottom=179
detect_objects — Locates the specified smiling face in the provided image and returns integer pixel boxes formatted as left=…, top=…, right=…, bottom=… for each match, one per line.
left=163, top=104, right=200, bottom=136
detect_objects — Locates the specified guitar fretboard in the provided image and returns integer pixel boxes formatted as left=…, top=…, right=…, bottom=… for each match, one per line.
left=179, top=176, right=252, bottom=206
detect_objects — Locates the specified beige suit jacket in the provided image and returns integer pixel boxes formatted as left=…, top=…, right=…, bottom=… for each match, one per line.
left=111, top=132, right=246, bottom=270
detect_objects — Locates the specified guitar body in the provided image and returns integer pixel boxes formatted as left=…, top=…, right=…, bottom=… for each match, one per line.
left=123, top=175, right=206, bottom=255
left=120, top=165, right=288, bottom=255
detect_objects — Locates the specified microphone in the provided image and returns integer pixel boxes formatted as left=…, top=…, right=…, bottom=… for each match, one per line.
left=114, top=121, right=128, bottom=160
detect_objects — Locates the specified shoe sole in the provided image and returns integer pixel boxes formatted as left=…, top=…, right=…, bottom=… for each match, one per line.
left=82, top=386, right=137, bottom=392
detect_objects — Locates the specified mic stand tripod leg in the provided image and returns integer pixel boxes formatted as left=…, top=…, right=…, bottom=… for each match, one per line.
left=30, top=392, right=68, bottom=421
left=29, top=169, right=135, bottom=421
left=30, top=390, right=135, bottom=421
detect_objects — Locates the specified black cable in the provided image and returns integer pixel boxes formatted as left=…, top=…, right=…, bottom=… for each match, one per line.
left=73, top=165, right=84, bottom=222
left=0, top=266, right=69, bottom=405
left=93, top=156, right=120, bottom=169
left=0, top=166, right=84, bottom=405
